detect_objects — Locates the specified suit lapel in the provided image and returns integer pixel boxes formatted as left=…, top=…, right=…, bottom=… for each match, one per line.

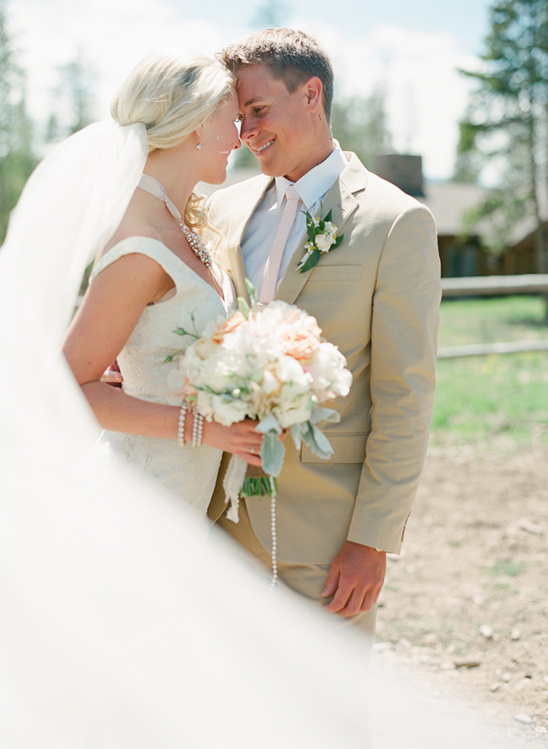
left=276, top=152, right=368, bottom=305
left=221, top=175, right=273, bottom=300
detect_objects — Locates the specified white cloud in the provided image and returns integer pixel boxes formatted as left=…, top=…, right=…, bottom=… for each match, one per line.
left=9, top=0, right=233, bottom=121
left=299, top=21, right=478, bottom=180
left=370, top=27, right=477, bottom=180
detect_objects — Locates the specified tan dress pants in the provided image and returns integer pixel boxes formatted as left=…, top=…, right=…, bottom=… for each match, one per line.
left=215, top=499, right=377, bottom=639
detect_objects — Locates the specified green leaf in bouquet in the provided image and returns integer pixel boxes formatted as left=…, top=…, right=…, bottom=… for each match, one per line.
left=164, top=349, right=185, bottom=363
left=257, top=413, right=282, bottom=434
left=290, top=423, right=304, bottom=450
left=261, top=429, right=286, bottom=477
left=241, top=476, right=278, bottom=498
left=173, top=313, right=200, bottom=340
left=309, top=406, right=341, bottom=425
left=237, top=297, right=250, bottom=319
left=164, top=315, right=201, bottom=361
left=311, top=424, right=334, bottom=457
left=302, top=421, right=334, bottom=460
left=244, top=278, right=258, bottom=311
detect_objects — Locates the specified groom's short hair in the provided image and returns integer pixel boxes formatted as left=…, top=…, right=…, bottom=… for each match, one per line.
left=219, top=28, right=334, bottom=121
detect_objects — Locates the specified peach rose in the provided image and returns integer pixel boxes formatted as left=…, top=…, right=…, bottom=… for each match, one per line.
left=281, top=317, right=322, bottom=361
left=211, top=311, right=247, bottom=344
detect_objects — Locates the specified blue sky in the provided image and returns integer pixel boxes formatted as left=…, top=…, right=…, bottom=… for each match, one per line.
left=8, top=0, right=494, bottom=180
left=189, top=0, right=492, bottom=53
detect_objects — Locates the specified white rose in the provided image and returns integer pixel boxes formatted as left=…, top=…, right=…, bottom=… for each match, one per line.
left=272, top=360, right=314, bottom=427
left=198, top=392, right=250, bottom=426
left=315, top=228, right=336, bottom=252
left=274, top=393, right=314, bottom=428
left=260, top=369, right=281, bottom=395
left=272, top=354, right=309, bottom=386
left=307, top=344, right=352, bottom=399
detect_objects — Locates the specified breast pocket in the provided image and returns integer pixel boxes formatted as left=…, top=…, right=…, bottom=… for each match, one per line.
left=306, top=264, right=363, bottom=282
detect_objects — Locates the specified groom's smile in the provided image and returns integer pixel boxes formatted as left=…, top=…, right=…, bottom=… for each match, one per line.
left=253, top=138, right=275, bottom=154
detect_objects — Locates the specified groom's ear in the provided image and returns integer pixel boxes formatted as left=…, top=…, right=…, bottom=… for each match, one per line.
left=303, top=77, right=323, bottom=114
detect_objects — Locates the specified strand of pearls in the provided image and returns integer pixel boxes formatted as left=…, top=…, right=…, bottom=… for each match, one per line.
left=192, top=411, right=204, bottom=447
left=177, top=403, right=188, bottom=447
left=269, top=477, right=278, bottom=590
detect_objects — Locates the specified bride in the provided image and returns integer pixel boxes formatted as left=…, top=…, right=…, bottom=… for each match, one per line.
left=61, top=51, right=264, bottom=515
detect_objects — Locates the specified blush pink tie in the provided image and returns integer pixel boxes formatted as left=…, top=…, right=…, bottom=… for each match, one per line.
left=259, top=184, right=301, bottom=303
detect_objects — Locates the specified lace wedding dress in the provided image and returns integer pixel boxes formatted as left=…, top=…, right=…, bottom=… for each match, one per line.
left=91, top=236, right=236, bottom=516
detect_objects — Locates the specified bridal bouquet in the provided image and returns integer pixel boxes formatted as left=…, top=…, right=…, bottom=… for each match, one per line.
left=168, top=282, right=352, bottom=523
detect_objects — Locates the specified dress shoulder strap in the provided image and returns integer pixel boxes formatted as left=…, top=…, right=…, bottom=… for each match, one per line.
left=90, top=237, right=185, bottom=284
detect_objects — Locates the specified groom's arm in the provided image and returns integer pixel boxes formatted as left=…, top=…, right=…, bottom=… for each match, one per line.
left=322, top=204, right=440, bottom=616
left=101, top=360, right=123, bottom=387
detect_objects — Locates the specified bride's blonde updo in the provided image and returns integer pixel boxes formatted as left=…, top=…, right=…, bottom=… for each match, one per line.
left=111, top=50, right=235, bottom=230
left=111, top=49, right=235, bottom=152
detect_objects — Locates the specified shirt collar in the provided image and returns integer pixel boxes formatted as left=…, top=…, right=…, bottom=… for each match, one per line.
left=274, top=143, right=348, bottom=211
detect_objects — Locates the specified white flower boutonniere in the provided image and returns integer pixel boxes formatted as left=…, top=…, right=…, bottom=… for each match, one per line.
left=297, top=208, right=344, bottom=273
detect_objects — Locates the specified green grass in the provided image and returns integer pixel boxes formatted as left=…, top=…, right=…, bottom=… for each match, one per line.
left=431, top=296, right=548, bottom=450
left=438, top=295, right=547, bottom=347
left=489, top=560, right=525, bottom=578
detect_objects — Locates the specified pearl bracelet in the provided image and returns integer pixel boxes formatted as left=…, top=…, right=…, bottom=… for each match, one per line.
left=192, top=411, right=204, bottom=447
left=177, top=403, right=188, bottom=447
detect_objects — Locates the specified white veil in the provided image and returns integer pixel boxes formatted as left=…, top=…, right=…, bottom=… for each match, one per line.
left=0, top=121, right=534, bottom=748
left=0, top=121, right=372, bottom=747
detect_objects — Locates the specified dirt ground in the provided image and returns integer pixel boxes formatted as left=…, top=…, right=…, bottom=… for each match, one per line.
left=375, top=443, right=548, bottom=746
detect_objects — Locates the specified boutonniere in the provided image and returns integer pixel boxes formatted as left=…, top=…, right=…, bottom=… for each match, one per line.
left=296, top=208, right=344, bottom=273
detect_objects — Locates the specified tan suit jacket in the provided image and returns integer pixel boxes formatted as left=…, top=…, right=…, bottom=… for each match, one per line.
left=207, top=152, right=441, bottom=564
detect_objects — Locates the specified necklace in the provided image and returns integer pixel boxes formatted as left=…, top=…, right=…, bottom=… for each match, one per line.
left=137, top=173, right=212, bottom=268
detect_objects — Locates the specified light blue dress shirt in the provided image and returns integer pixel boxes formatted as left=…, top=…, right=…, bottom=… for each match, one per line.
left=241, top=145, right=348, bottom=295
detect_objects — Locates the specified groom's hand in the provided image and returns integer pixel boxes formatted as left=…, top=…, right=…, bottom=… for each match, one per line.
left=321, top=541, right=386, bottom=618
left=101, top=361, right=123, bottom=387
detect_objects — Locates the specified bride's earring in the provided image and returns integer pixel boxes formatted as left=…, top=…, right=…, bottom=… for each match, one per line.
left=196, top=137, right=202, bottom=150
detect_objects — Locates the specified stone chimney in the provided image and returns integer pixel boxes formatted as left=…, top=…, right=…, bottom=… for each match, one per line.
left=373, top=154, right=424, bottom=197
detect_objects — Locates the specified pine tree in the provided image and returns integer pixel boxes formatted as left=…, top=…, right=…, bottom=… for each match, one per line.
left=46, top=51, right=96, bottom=141
left=0, top=4, right=38, bottom=242
left=455, top=0, right=548, bottom=286
left=331, top=87, right=393, bottom=167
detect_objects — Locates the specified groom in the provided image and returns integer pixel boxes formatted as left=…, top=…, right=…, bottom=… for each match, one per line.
left=208, top=28, right=441, bottom=633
